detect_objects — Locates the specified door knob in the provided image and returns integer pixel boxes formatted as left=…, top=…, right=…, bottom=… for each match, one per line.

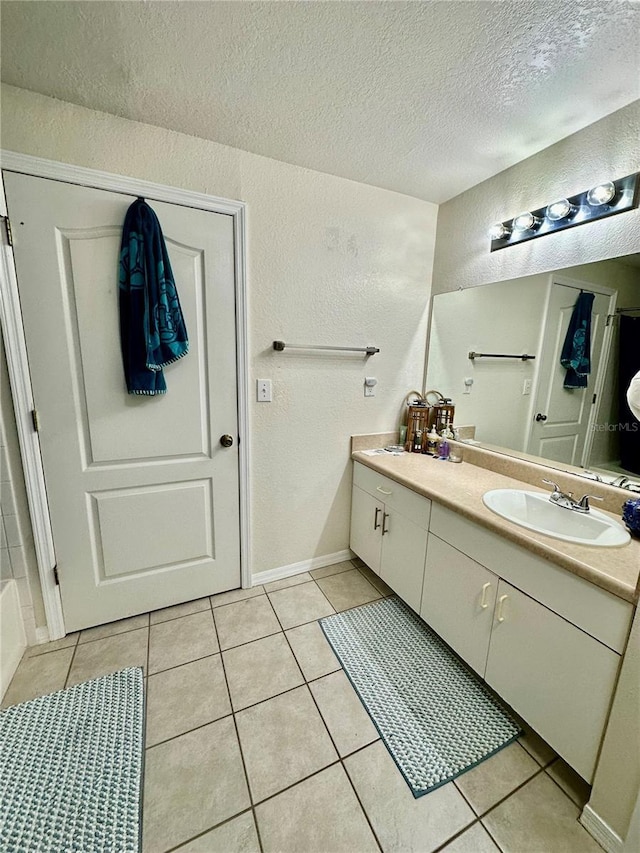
left=535, top=413, right=548, bottom=422
left=220, top=434, right=234, bottom=448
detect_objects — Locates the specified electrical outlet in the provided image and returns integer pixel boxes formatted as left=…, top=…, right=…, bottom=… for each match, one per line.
left=522, top=378, right=532, bottom=396
left=463, top=377, right=474, bottom=395
left=364, top=377, right=377, bottom=397
left=257, top=379, right=272, bottom=402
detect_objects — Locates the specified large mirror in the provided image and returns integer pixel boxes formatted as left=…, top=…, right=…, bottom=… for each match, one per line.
left=426, top=255, right=640, bottom=489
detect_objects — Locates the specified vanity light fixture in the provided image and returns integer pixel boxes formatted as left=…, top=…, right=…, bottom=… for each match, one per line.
left=490, top=172, right=639, bottom=252
left=488, top=222, right=511, bottom=240
left=546, top=198, right=575, bottom=222
left=586, top=181, right=616, bottom=207
left=513, top=211, right=541, bottom=232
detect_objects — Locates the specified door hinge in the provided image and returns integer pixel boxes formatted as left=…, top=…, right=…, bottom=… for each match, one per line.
left=31, top=409, right=40, bottom=432
left=606, top=314, right=613, bottom=327
left=2, top=216, right=13, bottom=247
left=53, top=565, right=60, bottom=586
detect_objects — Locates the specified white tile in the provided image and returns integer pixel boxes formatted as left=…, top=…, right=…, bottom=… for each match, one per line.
left=482, top=773, right=601, bottom=852
left=454, top=742, right=539, bottom=815
left=143, top=717, right=250, bottom=853
left=309, top=670, right=378, bottom=756
left=2, top=514, right=22, bottom=548
left=175, top=812, right=260, bottom=852
left=235, top=686, right=338, bottom=803
left=0, top=546, right=12, bottom=580
left=345, top=740, right=475, bottom=852
left=255, top=764, right=378, bottom=853
left=0, top=482, right=16, bottom=516
left=285, top=621, right=341, bottom=682
left=263, top=572, right=313, bottom=593
left=15, top=576, right=32, bottom=608
left=8, top=546, right=27, bottom=578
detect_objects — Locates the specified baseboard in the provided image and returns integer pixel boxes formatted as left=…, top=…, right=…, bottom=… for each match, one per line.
left=580, top=804, right=624, bottom=853
left=251, top=549, right=354, bottom=587
left=35, top=626, right=51, bottom=645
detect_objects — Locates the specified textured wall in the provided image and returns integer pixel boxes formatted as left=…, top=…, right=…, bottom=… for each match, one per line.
left=0, top=84, right=437, bottom=578
left=431, top=101, right=640, bottom=295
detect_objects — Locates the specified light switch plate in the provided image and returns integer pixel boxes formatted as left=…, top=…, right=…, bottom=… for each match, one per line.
left=257, top=379, right=272, bottom=402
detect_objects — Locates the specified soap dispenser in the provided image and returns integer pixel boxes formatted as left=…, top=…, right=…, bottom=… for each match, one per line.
left=426, top=427, right=439, bottom=455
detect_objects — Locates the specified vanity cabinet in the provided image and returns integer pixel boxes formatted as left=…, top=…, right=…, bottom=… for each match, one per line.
left=349, top=461, right=635, bottom=783
left=421, top=534, right=497, bottom=677
left=350, top=462, right=430, bottom=612
left=424, top=503, right=633, bottom=783
left=485, top=580, right=621, bottom=782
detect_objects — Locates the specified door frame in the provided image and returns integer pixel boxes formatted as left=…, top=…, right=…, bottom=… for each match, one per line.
left=524, top=273, right=617, bottom=466
left=0, top=151, right=251, bottom=640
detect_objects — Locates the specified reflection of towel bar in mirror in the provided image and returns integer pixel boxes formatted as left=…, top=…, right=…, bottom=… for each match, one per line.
left=273, top=340, right=380, bottom=355
left=468, top=351, right=536, bottom=361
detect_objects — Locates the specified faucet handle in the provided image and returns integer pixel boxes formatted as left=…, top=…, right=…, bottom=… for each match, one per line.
left=542, top=479, right=561, bottom=492
left=577, top=494, right=604, bottom=511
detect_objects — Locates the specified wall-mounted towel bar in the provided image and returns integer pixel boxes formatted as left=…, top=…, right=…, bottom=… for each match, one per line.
left=273, top=341, right=380, bottom=355
left=468, top=351, right=536, bottom=361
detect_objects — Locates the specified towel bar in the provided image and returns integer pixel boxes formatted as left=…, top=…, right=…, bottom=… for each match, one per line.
left=468, top=351, right=535, bottom=361
left=273, top=341, right=379, bottom=355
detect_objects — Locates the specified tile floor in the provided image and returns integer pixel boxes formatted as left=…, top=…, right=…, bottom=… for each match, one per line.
left=3, top=559, right=600, bottom=853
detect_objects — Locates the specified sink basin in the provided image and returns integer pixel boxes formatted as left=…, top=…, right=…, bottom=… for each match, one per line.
left=482, top=489, right=630, bottom=547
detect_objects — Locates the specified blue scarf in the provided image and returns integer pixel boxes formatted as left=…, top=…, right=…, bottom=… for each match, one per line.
left=560, top=291, right=594, bottom=389
left=118, top=198, right=189, bottom=395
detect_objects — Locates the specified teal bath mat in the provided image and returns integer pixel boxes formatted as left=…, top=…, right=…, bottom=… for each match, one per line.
left=320, top=597, right=520, bottom=796
left=0, top=667, right=144, bottom=852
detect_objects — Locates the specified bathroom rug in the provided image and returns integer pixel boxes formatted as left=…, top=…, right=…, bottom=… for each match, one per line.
left=0, top=667, right=144, bottom=852
left=320, top=596, right=520, bottom=797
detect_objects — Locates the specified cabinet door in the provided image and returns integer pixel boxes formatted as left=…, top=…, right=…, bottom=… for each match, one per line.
left=380, top=510, right=428, bottom=612
left=421, top=535, right=498, bottom=677
left=485, top=581, right=621, bottom=782
left=350, top=484, right=382, bottom=574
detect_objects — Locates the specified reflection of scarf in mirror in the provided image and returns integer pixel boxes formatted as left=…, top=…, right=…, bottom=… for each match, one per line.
left=627, top=370, right=640, bottom=421
left=560, top=291, right=595, bottom=389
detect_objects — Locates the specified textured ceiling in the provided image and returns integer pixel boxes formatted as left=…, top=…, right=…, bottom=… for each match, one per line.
left=1, top=1, right=638, bottom=203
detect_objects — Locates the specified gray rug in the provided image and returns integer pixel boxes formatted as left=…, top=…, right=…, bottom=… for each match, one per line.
left=0, top=667, right=144, bottom=852
left=320, top=596, right=520, bottom=796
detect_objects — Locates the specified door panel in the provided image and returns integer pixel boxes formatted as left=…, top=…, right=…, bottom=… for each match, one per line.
left=485, top=580, right=620, bottom=782
left=528, top=283, right=610, bottom=466
left=4, top=171, right=241, bottom=631
left=350, top=484, right=382, bottom=574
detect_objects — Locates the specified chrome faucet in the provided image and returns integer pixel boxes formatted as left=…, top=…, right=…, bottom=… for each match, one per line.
left=610, top=475, right=630, bottom=488
left=542, top=480, right=604, bottom=514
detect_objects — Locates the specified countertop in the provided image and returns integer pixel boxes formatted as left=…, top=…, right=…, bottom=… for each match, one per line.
left=352, top=450, right=640, bottom=604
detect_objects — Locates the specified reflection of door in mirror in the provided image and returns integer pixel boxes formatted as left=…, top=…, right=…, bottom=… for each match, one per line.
left=425, top=254, right=640, bottom=486
left=526, top=283, right=614, bottom=468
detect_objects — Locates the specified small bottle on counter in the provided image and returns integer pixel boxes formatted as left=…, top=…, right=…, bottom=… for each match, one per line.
left=438, top=438, right=450, bottom=460
left=413, top=429, right=423, bottom=453
left=426, top=428, right=439, bottom=455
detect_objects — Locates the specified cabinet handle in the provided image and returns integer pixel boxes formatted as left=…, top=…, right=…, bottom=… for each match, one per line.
left=376, top=486, right=392, bottom=495
left=497, top=594, right=509, bottom=623
left=480, top=582, right=491, bottom=609
left=374, top=507, right=381, bottom=530
left=382, top=512, right=390, bottom=535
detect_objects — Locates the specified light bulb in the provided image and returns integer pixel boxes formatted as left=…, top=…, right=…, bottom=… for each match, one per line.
left=489, top=222, right=510, bottom=240
left=513, top=212, right=539, bottom=231
left=546, top=198, right=573, bottom=221
left=586, top=181, right=616, bottom=207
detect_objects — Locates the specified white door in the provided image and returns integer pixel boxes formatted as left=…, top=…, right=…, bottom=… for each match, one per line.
left=4, top=172, right=241, bottom=632
left=527, top=282, right=611, bottom=466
